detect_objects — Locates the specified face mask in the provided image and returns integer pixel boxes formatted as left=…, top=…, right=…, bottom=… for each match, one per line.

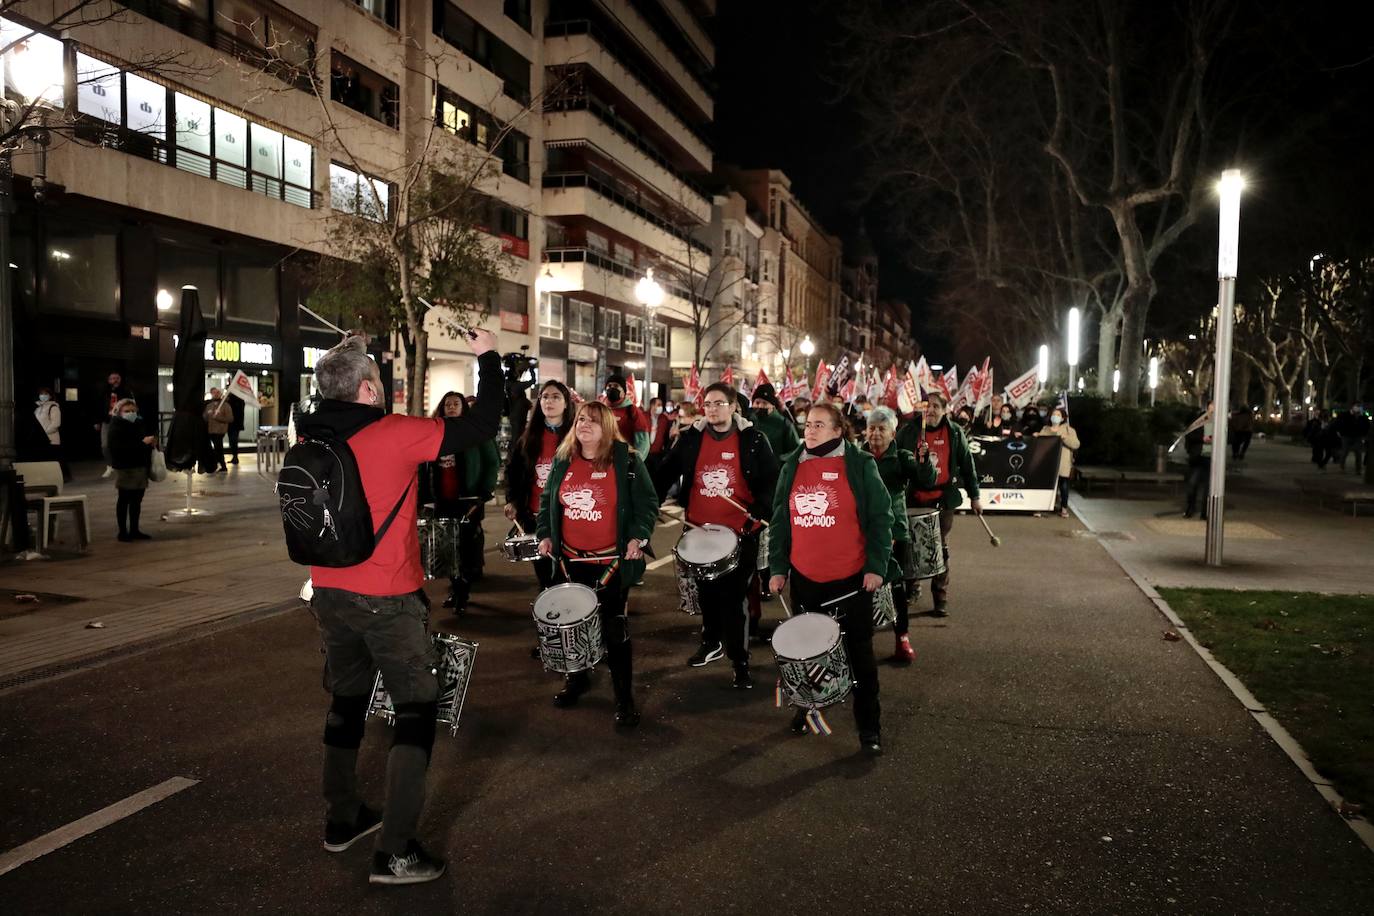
left=606, top=387, right=623, bottom=402
left=1051, top=415, right=1063, bottom=426
left=121, top=412, right=139, bottom=421
left=1001, top=411, right=1012, bottom=420
left=38, top=394, right=51, bottom=402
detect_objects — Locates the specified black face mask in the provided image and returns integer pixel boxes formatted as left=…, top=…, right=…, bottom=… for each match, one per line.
left=606, top=386, right=623, bottom=402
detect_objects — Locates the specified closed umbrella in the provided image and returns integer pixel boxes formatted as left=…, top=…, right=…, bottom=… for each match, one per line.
left=163, top=287, right=215, bottom=520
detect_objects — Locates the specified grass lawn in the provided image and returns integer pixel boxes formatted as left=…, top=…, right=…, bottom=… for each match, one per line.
left=1160, top=588, right=1374, bottom=813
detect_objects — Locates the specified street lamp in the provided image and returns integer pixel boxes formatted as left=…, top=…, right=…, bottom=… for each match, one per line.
left=1066, top=307, right=1080, bottom=392
left=1207, top=169, right=1245, bottom=566
left=1037, top=344, right=1049, bottom=388
left=799, top=335, right=815, bottom=375
left=1149, top=356, right=1159, bottom=406
left=1112, top=368, right=1121, bottom=396
left=635, top=268, right=664, bottom=403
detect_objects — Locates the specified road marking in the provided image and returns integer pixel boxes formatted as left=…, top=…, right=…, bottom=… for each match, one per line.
left=0, top=776, right=200, bottom=877
left=647, top=553, right=677, bottom=570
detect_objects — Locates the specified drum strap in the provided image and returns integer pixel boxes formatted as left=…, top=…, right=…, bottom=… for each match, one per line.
left=560, top=547, right=622, bottom=588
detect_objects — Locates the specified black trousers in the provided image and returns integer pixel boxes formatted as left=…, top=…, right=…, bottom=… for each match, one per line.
left=115, top=487, right=145, bottom=534
left=1185, top=458, right=1210, bottom=515
left=696, top=531, right=758, bottom=665
left=227, top=429, right=240, bottom=460
left=890, top=539, right=913, bottom=636
left=789, top=570, right=881, bottom=738
left=208, top=433, right=227, bottom=469
left=557, top=558, right=633, bottom=704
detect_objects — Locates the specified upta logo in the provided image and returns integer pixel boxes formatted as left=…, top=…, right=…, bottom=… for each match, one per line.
left=989, top=491, right=1026, bottom=505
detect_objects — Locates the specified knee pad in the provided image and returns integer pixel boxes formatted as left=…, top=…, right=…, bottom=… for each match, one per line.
left=392, top=701, right=438, bottom=758
left=324, top=693, right=368, bottom=749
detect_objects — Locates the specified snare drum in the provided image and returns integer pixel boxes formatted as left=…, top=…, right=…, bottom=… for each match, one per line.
left=501, top=532, right=542, bottom=562
left=756, top=527, right=770, bottom=571
left=532, top=583, right=605, bottom=674
left=907, top=508, right=947, bottom=580
left=674, top=556, right=702, bottom=615
left=772, top=613, right=852, bottom=709
left=872, top=583, right=896, bottom=629
left=367, top=633, right=479, bottom=737
left=418, top=516, right=462, bottom=580
left=674, top=524, right=740, bottom=580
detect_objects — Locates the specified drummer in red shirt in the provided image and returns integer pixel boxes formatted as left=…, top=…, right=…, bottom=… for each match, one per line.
left=503, top=379, right=573, bottom=592
left=768, top=402, right=892, bottom=755
left=655, top=382, right=779, bottom=688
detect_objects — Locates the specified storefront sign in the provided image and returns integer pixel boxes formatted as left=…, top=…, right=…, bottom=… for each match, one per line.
left=303, top=346, right=328, bottom=369
left=500, top=310, right=529, bottom=333
left=957, top=436, right=1062, bottom=513
left=170, top=333, right=275, bottom=365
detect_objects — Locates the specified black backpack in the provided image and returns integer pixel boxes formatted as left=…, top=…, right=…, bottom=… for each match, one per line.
left=276, top=430, right=411, bottom=567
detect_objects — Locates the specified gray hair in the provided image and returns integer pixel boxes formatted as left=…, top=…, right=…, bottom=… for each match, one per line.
left=868, top=406, right=898, bottom=430
left=315, top=335, right=377, bottom=401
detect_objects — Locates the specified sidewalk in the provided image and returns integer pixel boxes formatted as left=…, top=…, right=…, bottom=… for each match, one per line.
left=1071, top=437, right=1374, bottom=594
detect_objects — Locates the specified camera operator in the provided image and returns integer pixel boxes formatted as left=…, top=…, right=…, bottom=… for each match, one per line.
left=502, top=348, right=538, bottom=442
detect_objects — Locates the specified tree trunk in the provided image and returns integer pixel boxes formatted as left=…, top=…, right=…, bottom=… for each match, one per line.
left=1096, top=308, right=1119, bottom=396
left=1262, top=380, right=1275, bottom=416
left=1116, top=282, right=1152, bottom=406
left=410, top=330, right=429, bottom=417
left=1235, top=360, right=1252, bottom=410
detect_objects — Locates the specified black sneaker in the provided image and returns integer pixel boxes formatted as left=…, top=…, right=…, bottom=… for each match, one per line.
left=369, top=840, right=446, bottom=885
left=732, top=665, right=754, bottom=689
left=687, top=642, right=724, bottom=667
left=931, top=604, right=948, bottom=618
left=860, top=734, right=883, bottom=756
left=117, top=532, right=132, bottom=542
left=323, top=804, right=382, bottom=853
left=129, top=531, right=151, bottom=540
left=615, top=701, right=641, bottom=728
left=553, top=672, right=591, bottom=708
left=790, top=709, right=809, bottom=735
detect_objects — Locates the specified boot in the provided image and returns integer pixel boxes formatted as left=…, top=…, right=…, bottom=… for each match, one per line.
left=892, top=633, right=915, bottom=664
left=610, top=660, right=639, bottom=727
left=552, top=671, right=591, bottom=708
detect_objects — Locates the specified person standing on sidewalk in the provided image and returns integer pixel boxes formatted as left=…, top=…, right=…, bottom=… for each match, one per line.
left=34, top=387, right=69, bottom=480
left=768, top=402, right=891, bottom=755
left=654, top=382, right=778, bottom=687
left=1229, top=406, right=1254, bottom=461
left=304, top=329, right=501, bottom=886
left=203, top=387, right=232, bottom=472
left=1332, top=403, right=1370, bottom=474
left=108, top=398, right=157, bottom=541
left=94, top=371, right=132, bottom=477
left=1183, top=404, right=1214, bottom=519
left=906, top=392, right=982, bottom=617
left=862, top=407, right=935, bottom=663
left=1035, top=406, right=1081, bottom=517
left=537, top=401, right=659, bottom=726
left=421, top=391, right=499, bottom=612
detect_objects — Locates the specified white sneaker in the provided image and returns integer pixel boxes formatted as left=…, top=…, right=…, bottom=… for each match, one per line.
left=101, top=466, right=113, bottom=479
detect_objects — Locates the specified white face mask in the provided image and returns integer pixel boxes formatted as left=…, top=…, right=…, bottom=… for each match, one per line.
left=38, top=393, right=51, bottom=402
left=1001, top=410, right=1012, bottom=420
left=1051, top=415, right=1063, bottom=426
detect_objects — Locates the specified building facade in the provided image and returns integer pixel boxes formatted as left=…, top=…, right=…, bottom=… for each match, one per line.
left=874, top=298, right=916, bottom=370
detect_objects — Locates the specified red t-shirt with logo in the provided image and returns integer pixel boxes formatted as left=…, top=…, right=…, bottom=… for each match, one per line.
left=527, top=428, right=560, bottom=514
left=436, top=455, right=462, bottom=501
left=610, top=403, right=651, bottom=444
left=687, top=430, right=754, bottom=532
left=558, top=453, right=618, bottom=554
left=788, top=455, right=866, bottom=582
left=311, top=414, right=444, bottom=597
left=914, top=423, right=952, bottom=503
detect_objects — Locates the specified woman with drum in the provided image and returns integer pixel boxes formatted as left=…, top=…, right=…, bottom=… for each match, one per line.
left=907, top=392, right=981, bottom=617
left=421, top=392, right=500, bottom=612
left=862, top=407, right=936, bottom=664
left=654, top=382, right=779, bottom=688
left=504, top=380, right=573, bottom=590
left=537, top=401, right=659, bottom=727
left=768, top=402, right=893, bottom=755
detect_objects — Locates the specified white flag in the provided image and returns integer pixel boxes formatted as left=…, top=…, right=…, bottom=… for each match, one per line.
left=1004, top=366, right=1041, bottom=408
left=226, top=369, right=261, bottom=408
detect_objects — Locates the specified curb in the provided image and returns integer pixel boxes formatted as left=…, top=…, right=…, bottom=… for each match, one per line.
left=1069, top=502, right=1374, bottom=855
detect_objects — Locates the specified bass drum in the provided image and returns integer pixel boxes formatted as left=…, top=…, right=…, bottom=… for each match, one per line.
left=906, top=508, right=947, bottom=580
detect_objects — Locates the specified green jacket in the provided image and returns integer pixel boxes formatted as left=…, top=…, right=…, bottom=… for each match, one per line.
left=863, top=443, right=937, bottom=542
left=537, top=440, right=659, bottom=586
left=896, top=418, right=980, bottom=509
left=421, top=439, right=500, bottom=510
left=768, top=441, right=893, bottom=580
left=752, top=408, right=800, bottom=461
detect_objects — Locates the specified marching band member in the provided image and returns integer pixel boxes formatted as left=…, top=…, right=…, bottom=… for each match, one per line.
left=769, top=402, right=892, bottom=755
left=420, top=392, right=499, bottom=612
left=503, top=380, right=573, bottom=590
left=537, top=402, right=659, bottom=727
left=907, top=392, right=981, bottom=617
left=654, top=382, right=779, bottom=688
left=862, top=407, right=936, bottom=663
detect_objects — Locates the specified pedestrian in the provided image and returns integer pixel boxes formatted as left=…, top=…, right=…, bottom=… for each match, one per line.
left=1018, top=404, right=1044, bottom=436
left=768, top=401, right=891, bottom=755
left=536, top=401, right=659, bottom=726
left=1332, top=403, right=1370, bottom=474
left=954, top=406, right=975, bottom=432
left=905, top=392, right=982, bottom=617
left=862, top=406, right=936, bottom=663
left=1035, top=406, right=1081, bottom=517
left=421, top=391, right=500, bottom=612
left=95, top=371, right=132, bottom=478
left=645, top=396, right=673, bottom=471
left=1183, top=403, right=1214, bottom=519
left=503, top=379, right=573, bottom=594
left=655, top=382, right=779, bottom=687
left=108, top=397, right=157, bottom=541
left=1229, top=405, right=1254, bottom=461
left=34, top=386, right=70, bottom=480
left=226, top=392, right=245, bottom=465
left=203, top=387, right=232, bottom=472
left=975, top=394, right=1007, bottom=435
left=602, top=373, right=650, bottom=453
left=1306, top=410, right=1333, bottom=470
left=750, top=383, right=801, bottom=460
left=303, top=329, right=501, bottom=885
left=669, top=402, right=698, bottom=448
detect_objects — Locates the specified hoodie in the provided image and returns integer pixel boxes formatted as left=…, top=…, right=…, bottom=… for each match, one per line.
left=653, top=412, right=780, bottom=524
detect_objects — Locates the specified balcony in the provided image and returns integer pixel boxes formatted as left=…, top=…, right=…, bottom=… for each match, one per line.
left=543, top=171, right=709, bottom=257
left=544, top=246, right=707, bottom=315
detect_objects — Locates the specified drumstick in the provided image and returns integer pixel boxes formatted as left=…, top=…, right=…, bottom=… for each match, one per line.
left=565, top=555, right=619, bottom=564
left=511, top=518, right=527, bottom=537
left=976, top=513, right=1002, bottom=547
left=777, top=589, right=793, bottom=619
left=719, top=493, right=768, bottom=526
left=819, top=588, right=862, bottom=608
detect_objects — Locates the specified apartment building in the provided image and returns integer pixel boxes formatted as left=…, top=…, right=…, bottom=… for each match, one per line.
left=6, top=0, right=542, bottom=457
left=838, top=227, right=878, bottom=363
left=536, top=0, right=716, bottom=401
left=674, top=186, right=761, bottom=384
left=873, top=298, right=916, bottom=370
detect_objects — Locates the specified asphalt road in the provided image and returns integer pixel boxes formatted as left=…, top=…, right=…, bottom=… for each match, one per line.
left=2, top=512, right=1372, bottom=915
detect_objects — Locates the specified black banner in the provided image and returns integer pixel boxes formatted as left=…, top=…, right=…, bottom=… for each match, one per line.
left=962, top=435, right=1062, bottom=511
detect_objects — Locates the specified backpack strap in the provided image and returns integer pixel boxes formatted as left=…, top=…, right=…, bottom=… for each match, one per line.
left=373, top=476, right=415, bottom=544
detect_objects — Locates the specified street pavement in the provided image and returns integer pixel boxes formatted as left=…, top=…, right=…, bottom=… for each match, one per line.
left=1072, top=437, right=1374, bottom=594
left=2, top=465, right=1372, bottom=914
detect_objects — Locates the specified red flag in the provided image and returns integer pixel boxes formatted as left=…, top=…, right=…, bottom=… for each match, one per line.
left=811, top=361, right=831, bottom=401
left=722, top=365, right=734, bottom=387
left=941, top=367, right=958, bottom=400
left=625, top=372, right=640, bottom=406
left=755, top=368, right=770, bottom=390
left=840, top=376, right=857, bottom=404
left=684, top=364, right=702, bottom=406
left=780, top=367, right=797, bottom=402
left=973, top=358, right=993, bottom=413
left=882, top=366, right=900, bottom=409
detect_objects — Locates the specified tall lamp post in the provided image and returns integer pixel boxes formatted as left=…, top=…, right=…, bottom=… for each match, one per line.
left=1207, top=170, right=1245, bottom=566
left=635, top=268, right=664, bottom=403
left=799, top=335, right=815, bottom=376
left=1037, top=343, right=1050, bottom=393
left=1148, top=356, right=1159, bottom=406
left=1066, top=307, right=1080, bottom=393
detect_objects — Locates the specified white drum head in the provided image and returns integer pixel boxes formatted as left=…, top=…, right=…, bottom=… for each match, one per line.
left=907, top=507, right=940, bottom=520
left=771, top=612, right=842, bottom=660
left=533, top=583, right=599, bottom=625
left=676, top=524, right=738, bottom=563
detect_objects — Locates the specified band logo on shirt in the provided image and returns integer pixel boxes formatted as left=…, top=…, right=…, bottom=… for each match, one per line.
left=698, top=464, right=736, bottom=499
left=534, top=461, right=552, bottom=488
left=792, top=485, right=837, bottom=528
left=562, top=486, right=603, bottom=521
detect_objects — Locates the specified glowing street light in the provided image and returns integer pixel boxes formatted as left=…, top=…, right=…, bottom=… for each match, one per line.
left=1066, top=307, right=1080, bottom=391
left=1112, top=368, right=1121, bottom=395
left=156, top=288, right=174, bottom=311
left=635, top=268, right=664, bottom=403
left=1149, top=356, right=1159, bottom=406
left=1037, top=344, right=1049, bottom=386
left=1207, top=169, right=1245, bottom=567
left=799, top=335, right=815, bottom=374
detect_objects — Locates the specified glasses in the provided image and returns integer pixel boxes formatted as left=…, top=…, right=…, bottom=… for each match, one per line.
left=803, top=421, right=835, bottom=431
left=702, top=399, right=731, bottom=408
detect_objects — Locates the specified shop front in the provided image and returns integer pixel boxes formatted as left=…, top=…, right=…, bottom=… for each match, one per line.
left=157, top=330, right=280, bottom=448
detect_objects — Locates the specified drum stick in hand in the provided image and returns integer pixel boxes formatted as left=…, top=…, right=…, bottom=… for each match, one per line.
left=977, top=513, right=1002, bottom=547
left=720, top=493, right=767, bottom=525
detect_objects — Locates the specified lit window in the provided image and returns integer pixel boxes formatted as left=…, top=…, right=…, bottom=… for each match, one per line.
left=76, top=52, right=121, bottom=123
left=126, top=73, right=167, bottom=135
